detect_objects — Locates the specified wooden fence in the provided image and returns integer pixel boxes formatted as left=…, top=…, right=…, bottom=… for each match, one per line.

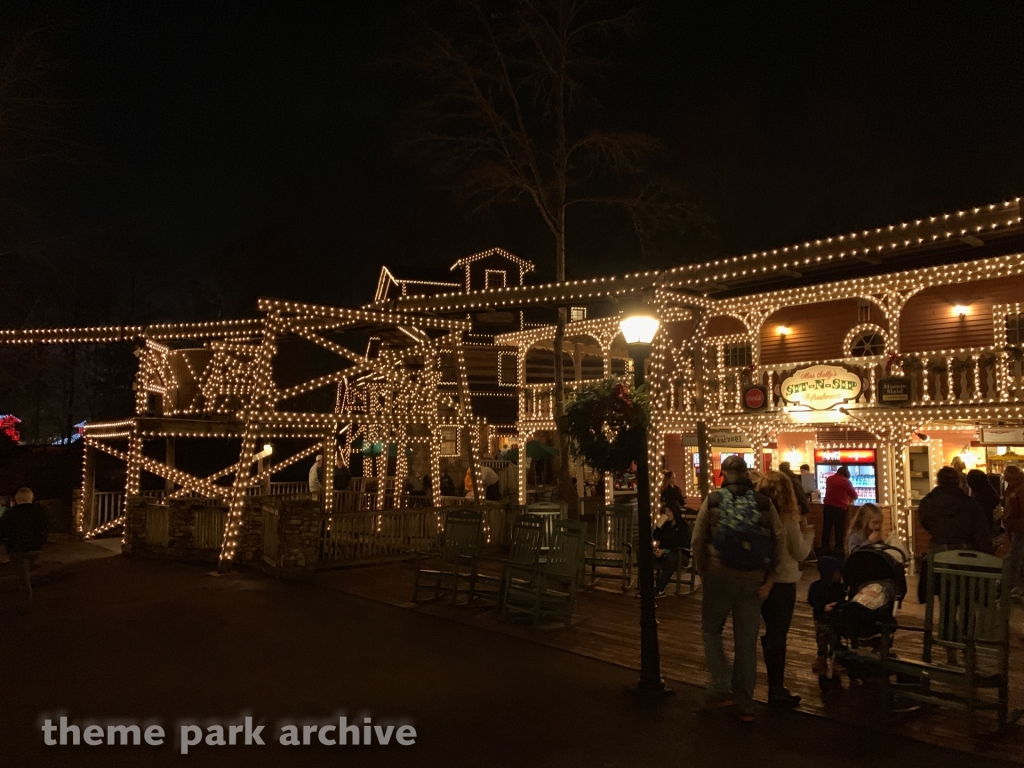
left=315, top=504, right=525, bottom=566
left=136, top=504, right=227, bottom=552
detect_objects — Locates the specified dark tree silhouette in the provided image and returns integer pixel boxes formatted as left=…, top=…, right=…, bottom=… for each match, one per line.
left=401, top=0, right=694, bottom=511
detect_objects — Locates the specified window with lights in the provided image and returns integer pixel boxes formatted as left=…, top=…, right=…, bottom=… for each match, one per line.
left=1006, top=313, right=1024, bottom=345
left=848, top=329, right=886, bottom=357
left=723, top=342, right=752, bottom=368
left=439, top=426, right=459, bottom=456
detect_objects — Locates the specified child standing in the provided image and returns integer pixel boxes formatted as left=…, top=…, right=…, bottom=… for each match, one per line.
left=846, top=503, right=884, bottom=554
left=808, top=556, right=845, bottom=675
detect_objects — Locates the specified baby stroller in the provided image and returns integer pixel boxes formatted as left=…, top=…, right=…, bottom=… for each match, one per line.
left=828, top=544, right=909, bottom=684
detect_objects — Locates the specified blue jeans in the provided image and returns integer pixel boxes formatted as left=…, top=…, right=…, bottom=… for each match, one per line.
left=701, top=571, right=763, bottom=715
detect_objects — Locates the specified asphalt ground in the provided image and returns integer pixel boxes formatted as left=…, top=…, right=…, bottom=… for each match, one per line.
left=0, top=555, right=1013, bottom=768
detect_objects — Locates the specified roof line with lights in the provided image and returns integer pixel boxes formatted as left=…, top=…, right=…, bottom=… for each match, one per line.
left=391, top=198, right=1022, bottom=314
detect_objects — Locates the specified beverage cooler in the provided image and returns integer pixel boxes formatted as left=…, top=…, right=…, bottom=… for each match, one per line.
left=814, top=449, right=878, bottom=505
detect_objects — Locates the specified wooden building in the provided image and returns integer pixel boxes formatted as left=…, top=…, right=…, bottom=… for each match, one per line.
left=6, top=199, right=1024, bottom=566
left=395, top=198, right=1024, bottom=555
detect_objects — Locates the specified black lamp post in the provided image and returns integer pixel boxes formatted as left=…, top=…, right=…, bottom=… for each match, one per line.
left=619, top=310, right=666, bottom=695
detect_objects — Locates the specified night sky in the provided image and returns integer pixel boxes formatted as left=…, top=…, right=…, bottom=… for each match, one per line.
left=5, top=0, right=1024, bottom=314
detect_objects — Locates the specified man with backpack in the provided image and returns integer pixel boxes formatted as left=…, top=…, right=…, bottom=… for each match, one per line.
left=692, top=455, right=784, bottom=722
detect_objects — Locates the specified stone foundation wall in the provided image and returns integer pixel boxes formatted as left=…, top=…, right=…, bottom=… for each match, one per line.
left=122, top=496, right=338, bottom=576
left=124, top=496, right=229, bottom=563
left=277, top=499, right=321, bottom=571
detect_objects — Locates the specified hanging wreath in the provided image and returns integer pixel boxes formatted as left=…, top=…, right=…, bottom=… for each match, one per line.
left=560, top=378, right=650, bottom=473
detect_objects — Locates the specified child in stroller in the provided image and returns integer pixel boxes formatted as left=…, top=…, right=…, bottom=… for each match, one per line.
left=825, top=543, right=909, bottom=683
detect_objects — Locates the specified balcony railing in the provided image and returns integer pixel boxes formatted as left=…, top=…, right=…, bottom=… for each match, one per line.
left=519, top=379, right=604, bottom=423
left=666, top=345, right=1024, bottom=413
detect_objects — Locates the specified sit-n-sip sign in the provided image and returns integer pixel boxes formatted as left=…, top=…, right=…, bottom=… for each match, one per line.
left=780, top=364, right=862, bottom=411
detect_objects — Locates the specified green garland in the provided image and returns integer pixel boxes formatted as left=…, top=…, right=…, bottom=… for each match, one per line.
left=560, top=377, right=650, bottom=473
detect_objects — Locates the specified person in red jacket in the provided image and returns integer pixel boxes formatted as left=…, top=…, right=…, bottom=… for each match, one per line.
left=821, top=466, right=857, bottom=557
left=1003, top=464, right=1024, bottom=595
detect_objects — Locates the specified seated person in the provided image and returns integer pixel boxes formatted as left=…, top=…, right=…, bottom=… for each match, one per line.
left=645, top=505, right=691, bottom=597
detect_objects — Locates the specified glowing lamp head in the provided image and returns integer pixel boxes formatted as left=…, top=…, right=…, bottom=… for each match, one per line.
left=262, top=443, right=273, bottom=456
left=619, top=312, right=660, bottom=345
left=953, top=304, right=970, bottom=318
left=777, top=325, right=792, bottom=336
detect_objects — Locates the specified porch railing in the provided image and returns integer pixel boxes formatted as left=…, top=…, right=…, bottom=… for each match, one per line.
left=316, top=504, right=523, bottom=565
left=669, top=345, right=1022, bottom=412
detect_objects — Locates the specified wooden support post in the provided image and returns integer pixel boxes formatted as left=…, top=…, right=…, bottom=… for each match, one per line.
left=322, top=430, right=335, bottom=515
left=81, top=439, right=96, bottom=534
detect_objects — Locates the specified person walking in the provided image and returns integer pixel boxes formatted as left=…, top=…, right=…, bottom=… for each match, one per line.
left=0, top=487, right=48, bottom=615
left=822, top=466, right=857, bottom=557
left=754, top=471, right=814, bottom=709
left=308, top=455, right=324, bottom=499
left=778, top=461, right=810, bottom=517
left=693, top=455, right=784, bottom=722
left=1002, top=464, right=1024, bottom=596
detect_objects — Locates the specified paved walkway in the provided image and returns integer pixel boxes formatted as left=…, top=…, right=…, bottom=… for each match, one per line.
left=0, top=537, right=120, bottom=590
left=0, top=555, right=1017, bottom=767
left=310, top=557, right=1024, bottom=761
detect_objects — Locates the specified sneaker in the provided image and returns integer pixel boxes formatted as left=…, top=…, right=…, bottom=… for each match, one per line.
left=768, top=691, right=801, bottom=709
left=655, top=590, right=667, bottom=599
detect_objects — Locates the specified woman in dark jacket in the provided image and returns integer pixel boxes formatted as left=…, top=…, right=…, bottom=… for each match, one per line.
left=966, top=468, right=999, bottom=535
left=920, top=467, right=993, bottom=554
left=917, top=466, right=993, bottom=603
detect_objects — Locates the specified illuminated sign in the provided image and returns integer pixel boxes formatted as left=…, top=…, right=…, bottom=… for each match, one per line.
left=814, top=449, right=876, bottom=465
left=781, top=365, right=862, bottom=411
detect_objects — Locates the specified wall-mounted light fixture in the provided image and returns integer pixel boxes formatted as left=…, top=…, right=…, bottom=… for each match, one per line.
left=953, top=304, right=971, bottom=318
left=777, top=325, right=791, bottom=336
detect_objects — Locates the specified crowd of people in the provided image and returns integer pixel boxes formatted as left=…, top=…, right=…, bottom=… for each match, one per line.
left=668, top=455, right=1024, bottom=723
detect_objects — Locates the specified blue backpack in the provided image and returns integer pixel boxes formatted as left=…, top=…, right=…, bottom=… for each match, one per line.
left=712, top=487, right=774, bottom=571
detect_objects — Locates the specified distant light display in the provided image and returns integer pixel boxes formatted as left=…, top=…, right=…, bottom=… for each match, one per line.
left=0, top=414, right=22, bottom=443
left=52, top=421, right=88, bottom=445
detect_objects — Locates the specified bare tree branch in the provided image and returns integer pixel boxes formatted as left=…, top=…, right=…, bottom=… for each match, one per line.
left=395, top=0, right=702, bottom=512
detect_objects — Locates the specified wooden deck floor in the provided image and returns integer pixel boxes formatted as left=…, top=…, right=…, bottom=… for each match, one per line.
left=313, top=559, right=1024, bottom=764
